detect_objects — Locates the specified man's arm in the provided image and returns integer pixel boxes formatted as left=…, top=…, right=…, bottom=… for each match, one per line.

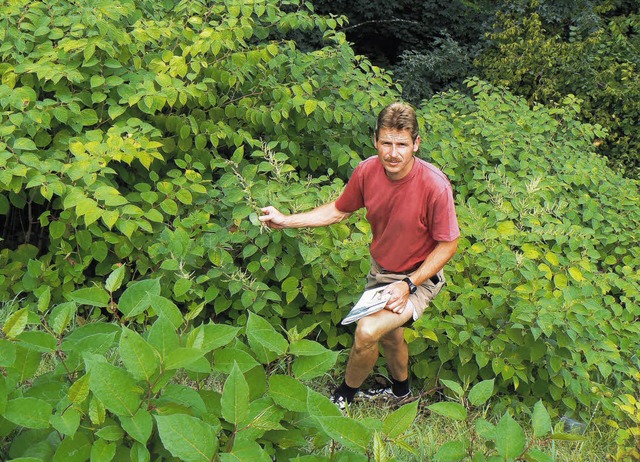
left=384, top=238, right=459, bottom=313
left=259, top=201, right=351, bottom=229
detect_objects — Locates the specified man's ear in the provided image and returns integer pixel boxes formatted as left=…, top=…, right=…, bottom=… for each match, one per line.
left=413, top=135, right=421, bottom=152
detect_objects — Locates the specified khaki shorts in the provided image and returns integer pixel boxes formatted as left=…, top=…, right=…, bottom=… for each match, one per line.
left=366, top=258, right=446, bottom=322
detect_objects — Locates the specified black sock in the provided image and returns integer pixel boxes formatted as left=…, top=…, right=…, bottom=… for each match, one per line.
left=391, top=377, right=410, bottom=396
left=335, top=380, right=359, bottom=403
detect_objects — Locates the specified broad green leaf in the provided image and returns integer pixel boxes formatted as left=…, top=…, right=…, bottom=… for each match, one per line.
left=49, top=301, right=76, bottom=335
left=89, top=396, right=106, bottom=426
left=549, top=433, right=586, bottom=441
left=532, top=400, right=552, bottom=438
left=0, top=339, right=16, bottom=367
left=525, top=448, right=555, bottom=462
left=433, top=440, right=467, bottom=462
left=495, top=413, right=526, bottom=459
left=118, top=279, right=161, bottom=318
left=221, top=363, right=250, bottom=424
left=50, top=408, right=81, bottom=436
left=90, top=438, right=117, bottom=462
left=148, top=316, right=180, bottom=362
left=199, top=323, right=241, bottom=352
left=130, top=441, right=151, bottom=462
left=268, top=375, right=308, bottom=412
left=427, top=402, right=467, bottom=421
left=0, top=376, right=6, bottom=414
left=241, top=397, right=286, bottom=431
left=95, top=424, right=125, bottom=441
left=289, top=339, right=330, bottom=356
left=440, top=379, right=464, bottom=397
left=149, top=294, right=183, bottom=328
left=156, top=414, right=218, bottom=462
left=292, top=350, right=338, bottom=380
left=3, top=308, right=29, bottom=338
left=246, top=312, right=289, bottom=363
left=121, top=409, right=153, bottom=444
left=119, top=326, right=160, bottom=381
left=105, top=265, right=126, bottom=293
left=14, top=137, right=37, bottom=151
left=383, top=399, right=419, bottom=438
left=164, top=347, right=205, bottom=370
left=16, top=331, right=57, bottom=352
left=468, top=379, right=494, bottom=406
left=306, top=389, right=342, bottom=418
left=87, top=360, right=144, bottom=416
left=313, top=416, right=372, bottom=453
left=53, top=432, right=92, bottom=462
left=304, top=99, right=318, bottom=115
left=69, top=287, right=109, bottom=307
left=69, top=373, right=91, bottom=404
left=5, top=397, right=53, bottom=428
left=220, top=439, right=272, bottom=462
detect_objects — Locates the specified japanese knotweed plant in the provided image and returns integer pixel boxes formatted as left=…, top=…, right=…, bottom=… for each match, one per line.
left=0, top=266, right=421, bottom=461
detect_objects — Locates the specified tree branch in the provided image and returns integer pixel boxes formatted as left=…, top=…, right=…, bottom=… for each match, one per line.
left=339, top=17, right=421, bottom=33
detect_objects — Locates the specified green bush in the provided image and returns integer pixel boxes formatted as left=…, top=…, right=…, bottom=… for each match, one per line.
left=0, top=0, right=639, bottom=454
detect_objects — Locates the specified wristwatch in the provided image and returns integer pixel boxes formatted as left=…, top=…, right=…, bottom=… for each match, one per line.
left=402, top=277, right=417, bottom=294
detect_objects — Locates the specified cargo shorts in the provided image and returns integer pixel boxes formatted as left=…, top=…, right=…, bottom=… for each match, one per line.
left=366, top=258, right=446, bottom=322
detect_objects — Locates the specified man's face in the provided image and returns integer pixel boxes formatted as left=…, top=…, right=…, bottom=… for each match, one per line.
left=374, top=128, right=421, bottom=181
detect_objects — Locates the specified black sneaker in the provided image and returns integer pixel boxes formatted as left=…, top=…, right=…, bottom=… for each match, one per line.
left=330, top=393, right=349, bottom=411
left=358, top=386, right=411, bottom=401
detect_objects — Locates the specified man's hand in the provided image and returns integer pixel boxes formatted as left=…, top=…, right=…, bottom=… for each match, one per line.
left=382, top=281, right=411, bottom=314
left=258, top=206, right=288, bottom=229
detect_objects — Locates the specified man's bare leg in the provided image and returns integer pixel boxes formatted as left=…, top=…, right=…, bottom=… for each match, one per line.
left=344, top=306, right=413, bottom=388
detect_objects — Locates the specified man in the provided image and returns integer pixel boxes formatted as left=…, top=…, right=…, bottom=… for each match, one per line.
left=259, top=102, right=459, bottom=409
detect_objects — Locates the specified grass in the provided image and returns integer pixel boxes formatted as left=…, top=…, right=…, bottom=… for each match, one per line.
left=341, top=400, right=617, bottom=461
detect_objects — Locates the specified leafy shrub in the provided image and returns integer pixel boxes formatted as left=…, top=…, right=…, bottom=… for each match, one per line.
left=477, top=10, right=640, bottom=178
left=0, top=268, right=424, bottom=460
left=406, top=79, right=640, bottom=421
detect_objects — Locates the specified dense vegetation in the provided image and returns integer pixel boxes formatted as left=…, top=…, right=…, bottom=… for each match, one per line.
left=314, top=0, right=640, bottom=179
left=0, top=0, right=638, bottom=460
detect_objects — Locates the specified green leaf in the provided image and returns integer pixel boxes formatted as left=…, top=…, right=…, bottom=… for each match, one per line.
left=16, top=331, right=57, bottom=352
left=50, top=408, right=81, bottom=436
left=148, top=316, right=180, bottom=362
left=199, top=323, right=241, bottom=352
left=281, top=276, right=298, bottom=292
left=119, top=326, right=160, bottom=381
left=53, top=432, right=92, bottom=462
left=427, top=402, right=468, bottom=421
left=90, top=438, right=117, bottom=462
left=87, top=360, right=144, bottom=416
left=532, top=400, right=551, bottom=438
left=495, top=412, right=526, bottom=459
left=268, top=375, right=308, bottom=412
left=440, top=379, right=464, bottom=397
left=150, top=294, right=184, bottom=328
left=118, top=278, right=161, bottom=318
left=69, top=287, right=110, bottom=307
left=3, top=308, right=29, bottom=338
left=221, top=363, right=250, bottom=424
left=220, top=439, right=272, bottom=462
left=292, top=350, right=338, bottom=380
left=304, top=99, right=318, bottom=115
left=289, top=339, right=330, bottom=356
left=95, top=424, right=125, bottom=441
left=164, top=347, right=205, bottom=370
left=383, top=399, right=419, bottom=438
left=246, top=312, right=288, bottom=363
left=156, top=414, right=218, bottom=462
left=105, top=265, right=126, bottom=293
left=313, top=415, right=372, bottom=453
left=0, top=339, right=16, bottom=367
left=49, top=302, right=77, bottom=335
left=306, top=389, right=342, bottom=418
left=121, top=409, right=153, bottom=444
left=69, top=373, right=91, bottom=404
left=4, top=397, right=53, bottom=428
left=468, top=379, right=494, bottom=406
left=14, top=137, right=37, bottom=151
left=433, top=440, right=467, bottom=462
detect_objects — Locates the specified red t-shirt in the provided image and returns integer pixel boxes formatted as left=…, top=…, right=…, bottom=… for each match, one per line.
left=335, top=156, right=460, bottom=273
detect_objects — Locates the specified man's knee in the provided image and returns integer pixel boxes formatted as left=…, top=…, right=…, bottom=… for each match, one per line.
left=354, top=319, right=383, bottom=348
